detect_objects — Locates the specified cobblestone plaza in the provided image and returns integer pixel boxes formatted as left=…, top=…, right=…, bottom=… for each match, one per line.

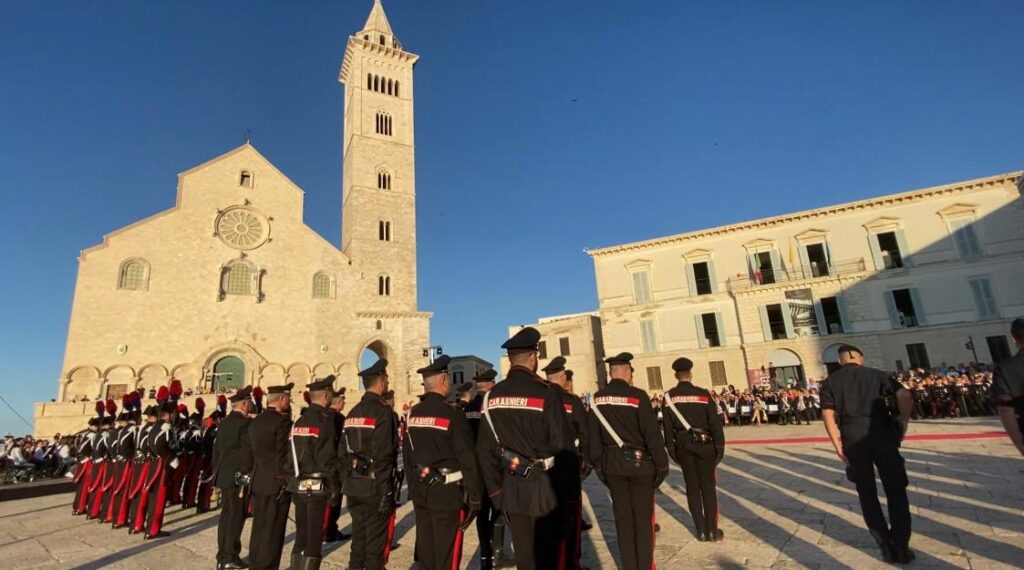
left=2, top=418, right=1020, bottom=569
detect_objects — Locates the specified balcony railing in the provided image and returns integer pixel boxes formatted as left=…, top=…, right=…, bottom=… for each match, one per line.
left=727, top=257, right=867, bottom=292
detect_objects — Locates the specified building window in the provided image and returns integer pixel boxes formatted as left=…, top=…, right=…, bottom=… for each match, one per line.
left=239, top=170, right=253, bottom=188
left=639, top=319, right=657, bottom=353
left=804, top=243, right=830, bottom=277
left=819, top=296, right=844, bottom=334
left=949, top=219, right=982, bottom=258
left=764, top=304, right=788, bottom=340
left=538, top=340, right=548, bottom=360
left=380, top=34, right=385, bottom=45
left=559, top=337, right=571, bottom=356
left=375, top=112, right=392, bottom=136
left=379, top=221, right=392, bottom=241
left=987, top=335, right=1011, bottom=363
left=377, top=170, right=392, bottom=190
left=367, top=73, right=372, bottom=89
left=225, top=262, right=253, bottom=295
left=394, top=81, right=399, bottom=97
left=312, top=272, right=333, bottom=299
left=709, top=361, right=728, bottom=387
left=968, top=277, right=998, bottom=319
left=886, top=288, right=921, bottom=328
left=906, top=343, right=930, bottom=369
left=378, top=275, right=391, bottom=296
left=692, top=261, right=713, bottom=295
left=752, top=251, right=777, bottom=284
left=646, top=367, right=663, bottom=391
left=698, top=313, right=722, bottom=347
left=452, top=371, right=464, bottom=384
left=876, top=231, right=905, bottom=269
left=117, top=259, right=149, bottom=291
left=631, top=269, right=652, bottom=304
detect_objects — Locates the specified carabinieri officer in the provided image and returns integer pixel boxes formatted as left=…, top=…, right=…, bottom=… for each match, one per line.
left=477, top=327, right=573, bottom=570
left=341, top=360, right=400, bottom=570
left=588, top=352, right=669, bottom=570
left=404, top=354, right=483, bottom=570
left=662, top=357, right=725, bottom=542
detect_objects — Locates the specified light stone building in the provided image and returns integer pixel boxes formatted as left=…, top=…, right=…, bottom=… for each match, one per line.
left=587, top=171, right=1024, bottom=393
left=500, top=313, right=608, bottom=397
left=35, top=1, right=431, bottom=435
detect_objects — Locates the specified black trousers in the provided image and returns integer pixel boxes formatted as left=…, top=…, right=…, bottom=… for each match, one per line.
left=477, top=494, right=498, bottom=566
left=325, top=496, right=344, bottom=536
left=249, top=493, right=291, bottom=570
left=606, top=475, right=655, bottom=570
left=217, top=486, right=247, bottom=563
left=292, top=493, right=328, bottom=559
left=678, top=451, right=718, bottom=535
left=348, top=495, right=395, bottom=570
left=414, top=506, right=465, bottom=570
left=506, top=511, right=561, bottom=570
left=844, top=431, right=912, bottom=549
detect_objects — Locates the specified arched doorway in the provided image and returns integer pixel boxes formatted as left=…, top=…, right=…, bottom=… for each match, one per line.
left=766, top=348, right=805, bottom=389
left=357, top=340, right=389, bottom=392
left=213, top=356, right=246, bottom=391
left=822, top=344, right=844, bottom=376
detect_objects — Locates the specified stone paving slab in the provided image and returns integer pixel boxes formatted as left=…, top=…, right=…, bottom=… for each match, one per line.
left=0, top=417, right=1020, bottom=569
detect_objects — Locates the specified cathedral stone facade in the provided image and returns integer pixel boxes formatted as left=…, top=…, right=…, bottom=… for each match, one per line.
left=35, top=1, right=430, bottom=435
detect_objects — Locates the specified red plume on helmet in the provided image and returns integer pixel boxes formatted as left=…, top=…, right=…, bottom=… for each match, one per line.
left=252, top=386, right=264, bottom=413
left=303, top=391, right=311, bottom=404
left=195, top=397, right=206, bottom=416
left=129, top=391, right=140, bottom=410
left=157, top=385, right=169, bottom=403
left=121, top=394, right=130, bottom=409
left=169, top=379, right=183, bottom=402
left=95, top=400, right=105, bottom=417
left=105, top=399, right=117, bottom=415
left=217, top=394, right=227, bottom=413
left=177, top=403, right=188, bottom=416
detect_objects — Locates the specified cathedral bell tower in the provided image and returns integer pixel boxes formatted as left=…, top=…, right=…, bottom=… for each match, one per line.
left=340, top=0, right=419, bottom=311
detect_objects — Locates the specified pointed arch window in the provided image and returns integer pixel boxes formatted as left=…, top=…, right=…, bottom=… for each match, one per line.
left=117, top=258, right=150, bottom=291
left=377, top=169, right=392, bottom=190
left=367, top=73, right=373, bottom=90
left=312, top=271, right=335, bottom=299
left=373, top=75, right=380, bottom=92
left=394, top=81, right=399, bottom=97
left=378, top=275, right=391, bottom=296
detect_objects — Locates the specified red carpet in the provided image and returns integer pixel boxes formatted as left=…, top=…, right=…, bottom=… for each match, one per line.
left=728, top=431, right=1007, bottom=446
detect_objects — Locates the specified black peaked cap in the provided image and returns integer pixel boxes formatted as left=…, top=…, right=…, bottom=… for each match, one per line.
left=501, top=327, right=540, bottom=352
left=604, top=352, right=634, bottom=365
left=542, top=356, right=567, bottom=374
left=672, top=357, right=694, bottom=373
left=416, top=354, right=451, bottom=375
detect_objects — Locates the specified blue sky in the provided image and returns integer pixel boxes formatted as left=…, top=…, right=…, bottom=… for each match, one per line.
left=1, top=0, right=1022, bottom=434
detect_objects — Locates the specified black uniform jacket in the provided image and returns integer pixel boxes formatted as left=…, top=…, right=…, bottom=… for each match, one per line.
left=135, top=424, right=152, bottom=459
left=662, top=381, right=725, bottom=462
left=115, top=426, right=136, bottom=460
left=476, top=366, right=572, bottom=516
left=212, top=411, right=253, bottom=489
left=993, top=351, right=1024, bottom=418
left=291, top=402, right=341, bottom=498
left=248, top=408, right=293, bottom=496
left=558, top=387, right=590, bottom=465
left=820, top=363, right=903, bottom=440
left=340, top=393, right=397, bottom=498
left=464, top=393, right=484, bottom=438
left=587, top=378, right=669, bottom=479
left=93, top=428, right=112, bottom=463
left=402, top=392, right=483, bottom=510
left=147, top=420, right=176, bottom=462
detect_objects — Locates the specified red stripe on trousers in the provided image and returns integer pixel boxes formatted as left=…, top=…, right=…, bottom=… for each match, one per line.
left=651, top=496, right=657, bottom=570
left=321, top=503, right=332, bottom=539
left=114, top=463, right=134, bottom=527
left=382, top=510, right=397, bottom=564
left=75, top=465, right=92, bottom=513
left=105, top=462, right=130, bottom=522
left=147, top=459, right=167, bottom=536
left=88, top=463, right=108, bottom=518
left=452, top=509, right=466, bottom=570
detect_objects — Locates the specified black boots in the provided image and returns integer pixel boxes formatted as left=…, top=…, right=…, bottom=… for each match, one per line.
left=297, top=556, right=321, bottom=570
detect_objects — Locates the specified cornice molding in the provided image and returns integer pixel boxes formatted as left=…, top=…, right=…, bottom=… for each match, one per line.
left=587, top=171, right=1022, bottom=258
left=356, top=311, right=433, bottom=320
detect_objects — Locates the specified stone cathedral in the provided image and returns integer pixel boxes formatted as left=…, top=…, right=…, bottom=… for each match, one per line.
left=36, top=1, right=430, bottom=434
